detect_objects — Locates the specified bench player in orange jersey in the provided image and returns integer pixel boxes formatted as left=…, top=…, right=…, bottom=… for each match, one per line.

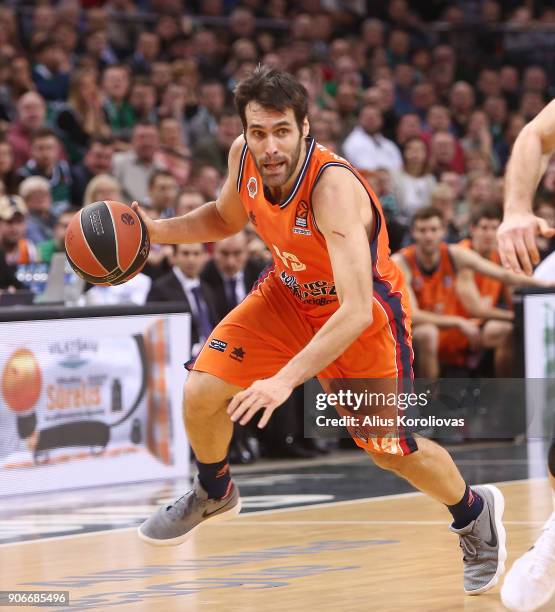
left=393, top=206, right=548, bottom=380
left=496, top=98, right=555, bottom=612
left=458, top=205, right=514, bottom=376
left=137, top=67, right=507, bottom=595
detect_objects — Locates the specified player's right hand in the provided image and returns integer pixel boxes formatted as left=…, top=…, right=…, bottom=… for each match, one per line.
left=497, top=211, right=555, bottom=275
left=131, top=201, right=160, bottom=243
left=457, top=318, right=481, bottom=350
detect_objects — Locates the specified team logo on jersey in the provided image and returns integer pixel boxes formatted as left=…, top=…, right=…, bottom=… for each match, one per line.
left=443, top=275, right=453, bottom=288
left=247, top=177, right=258, bottom=199
left=292, top=200, right=312, bottom=235
left=295, top=200, right=309, bottom=227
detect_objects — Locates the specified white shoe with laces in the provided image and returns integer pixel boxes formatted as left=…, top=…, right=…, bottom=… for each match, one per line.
left=501, top=511, right=555, bottom=611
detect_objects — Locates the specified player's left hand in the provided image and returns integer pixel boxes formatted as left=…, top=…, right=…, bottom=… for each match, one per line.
left=227, top=377, right=294, bottom=428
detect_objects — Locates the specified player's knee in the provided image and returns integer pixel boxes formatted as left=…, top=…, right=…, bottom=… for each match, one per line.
left=184, top=371, right=216, bottom=421
left=413, top=323, right=439, bottom=354
left=549, top=439, right=555, bottom=478
left=368, top=450, right=406, bottom=473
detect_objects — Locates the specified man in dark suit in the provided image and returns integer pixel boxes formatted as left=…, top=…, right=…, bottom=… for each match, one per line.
left=200, top=230, right=266, bottom=321
left=147, top=242, right=217, bottom=357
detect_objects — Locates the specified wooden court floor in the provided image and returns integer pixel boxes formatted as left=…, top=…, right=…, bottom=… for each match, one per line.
left=1, top=479, right=554, bottom=612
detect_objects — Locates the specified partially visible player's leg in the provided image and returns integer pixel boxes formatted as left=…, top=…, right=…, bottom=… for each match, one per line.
left=501, top=432, right=555, bottom=611
left=139, top=275, right=312, bottom=546
left=325, top=313, right=506, bottom=595
left=412, top=323, right=440, bottom=379
left=481, top=319, right=514, bottom=377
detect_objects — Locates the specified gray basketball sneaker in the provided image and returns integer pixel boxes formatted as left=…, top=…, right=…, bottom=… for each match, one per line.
left=450, top=484, right=507, bottom=594
left=138, top=477, right=241, bottom=546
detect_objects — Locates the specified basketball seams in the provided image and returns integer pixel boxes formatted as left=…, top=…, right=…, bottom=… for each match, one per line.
left=105, top=201, right=122, bottom=272
left=77, top=208, right=110, bottom=277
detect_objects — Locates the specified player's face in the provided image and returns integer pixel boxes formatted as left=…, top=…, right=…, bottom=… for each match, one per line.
left=471, top=218, right=500, bottom=253
left=412, top=217, right=445, bottom=254
left=245, top=104, right=308, bottom=189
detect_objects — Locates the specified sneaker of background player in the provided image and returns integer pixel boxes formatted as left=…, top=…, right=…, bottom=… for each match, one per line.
left=138, top=476, right=241, bottom=546
left=501, top=512, right=555, bottom=612
left=450, top=484, right=507, bottom=594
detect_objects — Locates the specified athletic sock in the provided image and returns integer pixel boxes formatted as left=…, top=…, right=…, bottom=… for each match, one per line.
left=196, top=458, right=232, bottom=500
left=447, top=484, right=484, bottom=529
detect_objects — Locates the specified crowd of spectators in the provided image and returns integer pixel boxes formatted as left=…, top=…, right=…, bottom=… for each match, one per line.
left=0, top=0, right=554, bottom=459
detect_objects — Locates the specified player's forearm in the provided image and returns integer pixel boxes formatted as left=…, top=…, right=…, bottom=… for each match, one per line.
left=502, top=267, right=545, bottom=287
left=149, top=202, right=239, bottom=244
left=505, top=125, right=545, bottom=213
left=467, top=303, right=514, bottom=322
left=413, top=309, right=463, bottom=329
left=275, top=305, right=372, bottom=388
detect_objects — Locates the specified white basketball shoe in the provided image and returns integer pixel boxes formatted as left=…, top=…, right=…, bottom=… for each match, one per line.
left=501, top=511, right=555, bottom=611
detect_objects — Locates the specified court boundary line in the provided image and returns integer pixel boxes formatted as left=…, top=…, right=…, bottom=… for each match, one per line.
left=0, top=476, right=549, bottom=548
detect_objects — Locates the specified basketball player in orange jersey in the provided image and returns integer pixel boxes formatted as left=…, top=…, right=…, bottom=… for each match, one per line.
left=393, top=207, right=547, bottom=380
left=496, top=98, right=555, bottom=612
left=458, top=205, right=514, bottom=376
left=136, top=67, right=506, bottom=594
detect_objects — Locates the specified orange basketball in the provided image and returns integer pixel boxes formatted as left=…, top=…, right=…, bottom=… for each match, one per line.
left=65, top=201, right=150, bottom=285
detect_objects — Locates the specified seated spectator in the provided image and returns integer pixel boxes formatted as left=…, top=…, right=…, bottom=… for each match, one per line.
left=391, top=136, right=437, bottom=220
left=147, top=242, right=217, bottom=357
left=0, top=55, right=35, bottom=123
left=7, top=91, right=46, bottom=168
left=70, top=137, right=114, bottom=207
left=0, top=246, right=22, bottom=291
left=82, top=174, right=122, bottom=207
left=342, top=104, right=403, bottom=172
left=449, top=81, right=476, bottom=137
left=112, top=122, right=161, bottom=203
left=495, top=113, right=526, bottom=169
left=147, top=170, right=178, bottom=219
left=193, top=108, right=243, bottom=175
left=101, top=64, right=134, bottom=141
left=461, top=110, right=496, bottom=171
left=85, top=272, right=152, bottom=306
left=154, top=117, right=192, bottom=188
left=430, top=183, right=463, bottom=243
left=464, top=149, right=495, bottom=175
left=129, top=77, right=157, bottom=124
left=176, top=189, right=205, bottom=216
left=37, top=207, right=77, bottom=264
left=31, top=39, right=70, bottom=102
left=201, top=231, right=266, bottom=323
left=395, top=112, right=422, bottom=147
left=17, top=128, right=72, bottom=216
left=0, top=138, right=21, bottom=195
left=0, top=195, right=39, bottom=270
left=130, top=31, right=160, bottom=76
left=430, top=131, right=465, bottom=176
left=192, top=163, right=223, bottom=202
left=187, top=80, right=227, bottom=148
left=55, top=69, right=109, bottom=164
left=19, top=176, right=55, bottom=244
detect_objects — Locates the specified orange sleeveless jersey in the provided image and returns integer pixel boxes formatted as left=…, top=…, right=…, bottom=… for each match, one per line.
left=458, top=239, right=512, bottom=309
left=400, top=242, right=469, bottom=365
left=400, top=243, right=461, bottom=316
left=237, top=136, right=412, bottom=361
